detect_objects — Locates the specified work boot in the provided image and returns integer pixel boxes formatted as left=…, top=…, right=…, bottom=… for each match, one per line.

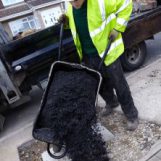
left=126, top=118, right=139, bottom=131
left=101, top=104, right=113, bottom=116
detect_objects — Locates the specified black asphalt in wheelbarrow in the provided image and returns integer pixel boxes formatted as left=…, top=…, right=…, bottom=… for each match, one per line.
left=32, top=61, right=102, bottom=144
left=32, top=61, right=102, bottom=159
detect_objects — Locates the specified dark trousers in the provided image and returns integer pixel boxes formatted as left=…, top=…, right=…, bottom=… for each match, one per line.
left=83, top=55, right=138, bottom=121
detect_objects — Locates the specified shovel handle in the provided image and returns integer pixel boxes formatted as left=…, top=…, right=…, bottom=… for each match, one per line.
left=98, top=38, right=113, bottom=70
left=58, top=23, right=64, bottom=61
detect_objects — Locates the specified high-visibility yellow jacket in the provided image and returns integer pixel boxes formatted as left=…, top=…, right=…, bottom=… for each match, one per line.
left=66, top=0, right=132, bottom=66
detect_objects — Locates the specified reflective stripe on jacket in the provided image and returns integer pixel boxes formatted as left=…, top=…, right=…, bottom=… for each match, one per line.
left=66, top=0, right=132, bottom=66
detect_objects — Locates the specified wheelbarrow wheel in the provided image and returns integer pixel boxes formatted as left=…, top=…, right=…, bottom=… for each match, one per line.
left=47, top=143, right=67, bottom=159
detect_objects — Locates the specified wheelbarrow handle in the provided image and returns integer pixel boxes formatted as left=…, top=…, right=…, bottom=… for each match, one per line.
left=98, top=38, right=113, bottom=71
left=58, top=23, right=64, bottom=61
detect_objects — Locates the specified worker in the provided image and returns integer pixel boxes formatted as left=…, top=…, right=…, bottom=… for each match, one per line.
left=59, top=0, right=139, bottom=131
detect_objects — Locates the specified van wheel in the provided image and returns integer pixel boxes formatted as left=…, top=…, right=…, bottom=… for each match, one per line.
left=121, top=41, right=147, bottom=71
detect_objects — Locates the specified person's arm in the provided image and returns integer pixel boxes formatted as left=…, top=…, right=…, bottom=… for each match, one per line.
left=114, top=0, right=133, bottom=33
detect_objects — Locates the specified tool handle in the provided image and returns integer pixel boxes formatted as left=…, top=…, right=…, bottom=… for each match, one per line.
left=58, top=23, right=64, bottom=61
left=98, top=38, right=113, bottom=70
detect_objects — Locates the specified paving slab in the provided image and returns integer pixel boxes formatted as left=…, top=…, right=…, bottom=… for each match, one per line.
left=156, top=150, right=161, bottom=159
left=140, top=141, right=161, bottom=161
left=148, top=156, right=161, bottom=161
left=0, top=123, right=33, bottom=161
left=114, top=58, right=161, bottom=124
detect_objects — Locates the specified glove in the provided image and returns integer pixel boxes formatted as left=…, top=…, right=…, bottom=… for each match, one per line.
left=109, top=29, right=119, bottom=42
left=58, top=14, right=68, bottom=25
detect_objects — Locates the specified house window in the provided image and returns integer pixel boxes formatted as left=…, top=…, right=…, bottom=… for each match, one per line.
left=9, top=16, right=37, bottom=36
left=2, top=0, right=24, bottom=6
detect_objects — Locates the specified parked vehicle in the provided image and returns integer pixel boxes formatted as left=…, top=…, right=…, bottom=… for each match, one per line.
left=122, top=5, right=161, bottom=70
left=0, top=25, right=78, bottom=130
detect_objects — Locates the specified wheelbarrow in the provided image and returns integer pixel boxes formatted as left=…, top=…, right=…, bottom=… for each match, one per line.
left=32, top=24, right=112, bottom=159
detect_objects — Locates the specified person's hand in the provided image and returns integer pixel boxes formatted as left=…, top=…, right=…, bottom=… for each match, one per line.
left=109, top=29, right=119, bottom=42
left=58, top=14, right=68, bottom=25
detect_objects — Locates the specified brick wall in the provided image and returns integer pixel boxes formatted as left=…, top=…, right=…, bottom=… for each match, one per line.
left=0, top=4, right=30, bottom=18
left=0, top=0, right=63, bottom=19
